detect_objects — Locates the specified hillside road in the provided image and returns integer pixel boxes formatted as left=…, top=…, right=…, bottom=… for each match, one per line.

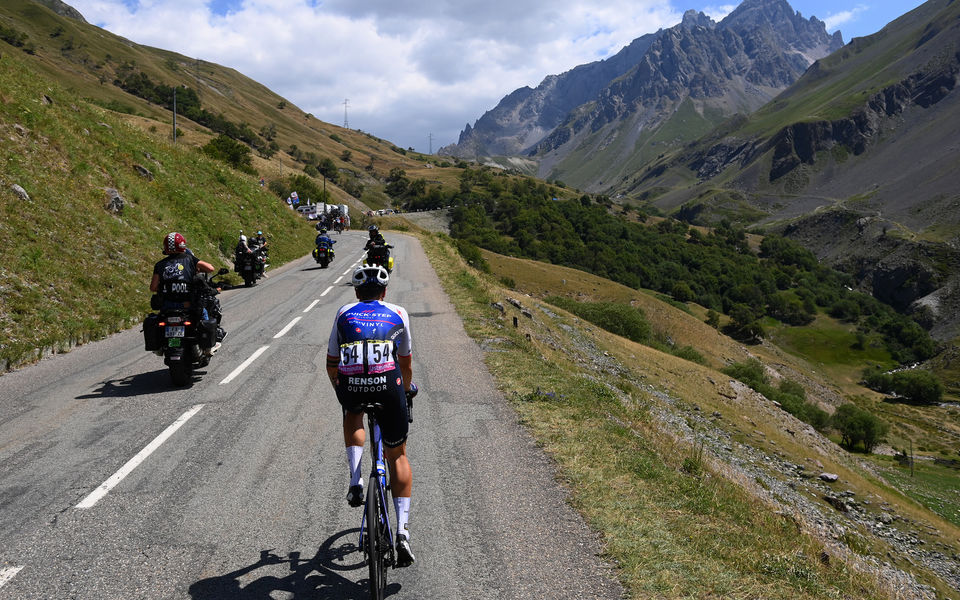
left=0, top=230, right=623, bottom=599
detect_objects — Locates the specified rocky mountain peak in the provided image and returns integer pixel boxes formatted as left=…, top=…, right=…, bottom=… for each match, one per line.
left=33, top=0, right=87, bottom=23
left=681, top=9, right=715, bottom=30
left=441, top=0, right=844, bottom=172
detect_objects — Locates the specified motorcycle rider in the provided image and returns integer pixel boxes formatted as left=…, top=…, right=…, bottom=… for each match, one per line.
left=150, top=232, right=219, bottom=354
left=234, top=233, right=251, bottom=271
left=326, top=264, right=416, bottom=567
left=364, top=225, right=386, bottom=250
left=315, top=227, right=336, bottom=259
left=249, top=230, right=269, bottom=275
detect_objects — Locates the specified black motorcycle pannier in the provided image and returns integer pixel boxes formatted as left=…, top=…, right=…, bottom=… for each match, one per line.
left=143, top=313, right=163, bottom=351
left=198, top=319, right=218, bottom=349
left=150, top=294, right=162, bottom=310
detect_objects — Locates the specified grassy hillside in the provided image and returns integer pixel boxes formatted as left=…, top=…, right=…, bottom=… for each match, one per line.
left=0, top=49, right=318, bottom=368
left=0, top=0, right=485, bottom=370
left=422, top=231, right=960, bottom=599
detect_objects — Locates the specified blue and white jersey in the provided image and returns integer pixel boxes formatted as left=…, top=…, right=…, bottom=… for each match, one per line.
left=327, top=300, right=412, bottom=377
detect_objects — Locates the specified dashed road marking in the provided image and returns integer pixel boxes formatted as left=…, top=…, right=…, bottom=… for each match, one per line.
left=219, top=345, right=270, bottom=385
left=273, top=317, right=302, bottom=339
left=76, top=405, right=204, bottom=509
left=0, top=566, right=23, bottom=589
left=303, top=299, right=320, bottom=313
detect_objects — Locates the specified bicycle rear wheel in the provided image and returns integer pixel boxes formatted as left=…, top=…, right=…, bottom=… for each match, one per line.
left=366, top=476, right=388, bottom=600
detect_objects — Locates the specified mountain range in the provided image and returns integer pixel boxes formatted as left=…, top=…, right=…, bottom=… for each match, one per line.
left=441, top=0, right=960, bottom=341
left=439, top=0, right=843, bottom=190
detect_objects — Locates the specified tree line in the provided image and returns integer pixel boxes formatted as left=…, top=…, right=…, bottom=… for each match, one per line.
left=402, top=170, right=935, bottom=365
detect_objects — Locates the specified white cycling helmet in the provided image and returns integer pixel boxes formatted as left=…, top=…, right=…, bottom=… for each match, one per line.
left=352, top=264, right=389, bottom=288
left=239, top=234, right=247, bottom=243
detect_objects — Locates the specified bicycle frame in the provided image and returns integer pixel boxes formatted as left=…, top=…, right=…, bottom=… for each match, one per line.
left=358, top=410, right=395, bottom=597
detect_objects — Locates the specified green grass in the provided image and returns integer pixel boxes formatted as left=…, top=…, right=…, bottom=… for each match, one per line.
left=421, top=232, right=892, bottom=600
left=873, top=456, right=960, bottom=528
left=767, top=314, right=893, bottom=367
left=0, top=51, right=317, bottom=368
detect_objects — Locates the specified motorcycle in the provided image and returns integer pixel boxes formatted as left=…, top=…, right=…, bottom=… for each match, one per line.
left=143, top=268, right=229, bottom=386
left=313, top=242, right=335, bottom=268
left=234, top=247, right=266, bottom=287
left=363, top=243, right=394, bottom=272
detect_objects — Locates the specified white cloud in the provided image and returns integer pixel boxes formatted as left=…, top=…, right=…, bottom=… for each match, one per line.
left=823, top=4, right=869, bottom=33
left=67, top=0, right=681, bottom=151
left=701, top=4, right=737, bottom=22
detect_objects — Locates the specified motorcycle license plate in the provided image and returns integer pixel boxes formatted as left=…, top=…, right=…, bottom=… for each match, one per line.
left=165, top=325, right=185, bottom=338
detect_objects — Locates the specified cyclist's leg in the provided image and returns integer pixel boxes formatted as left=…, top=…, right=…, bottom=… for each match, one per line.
left=384, top=443, right=414, bottom=566
left=377, top=386, right=414, bottom=563
left=343, top=409, right=366, bottom=505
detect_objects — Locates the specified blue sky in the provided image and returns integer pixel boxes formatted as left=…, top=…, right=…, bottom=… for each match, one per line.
left=770, top=1, right=925, bottom=40
left=73, top=0, right=927, bottom=152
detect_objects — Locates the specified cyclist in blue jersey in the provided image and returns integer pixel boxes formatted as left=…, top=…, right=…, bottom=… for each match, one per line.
left=326, top=264, right=416, bottom=567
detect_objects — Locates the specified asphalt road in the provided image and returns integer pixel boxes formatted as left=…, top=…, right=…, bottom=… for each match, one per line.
left=0, top=230, right=624, bottom=599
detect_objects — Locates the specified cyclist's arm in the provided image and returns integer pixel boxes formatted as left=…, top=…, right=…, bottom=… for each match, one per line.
left=325, top=355, right=339, bottom=388
left=326, top=311, right=346, bottom=388
left=398, top=354, right=412, bottom=392
left=149, top=273, right=160, bottom=293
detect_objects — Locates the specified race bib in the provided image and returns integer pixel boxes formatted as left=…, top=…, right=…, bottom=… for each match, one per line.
left=338, top=340, right=395, bottom=375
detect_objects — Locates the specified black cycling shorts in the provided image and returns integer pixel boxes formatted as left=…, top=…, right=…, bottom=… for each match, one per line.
left=336, top=374, right=409, bottom=448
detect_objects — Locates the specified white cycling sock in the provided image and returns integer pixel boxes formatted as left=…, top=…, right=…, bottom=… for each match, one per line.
left=346, top=446, right=363, bottom=487
left=394, top=496, right=411, bottom=539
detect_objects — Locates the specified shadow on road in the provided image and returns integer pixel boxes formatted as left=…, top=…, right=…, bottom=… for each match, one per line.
left=75, top=369, right=182, bottom=399
left=188, top=529, right=401, bottom=599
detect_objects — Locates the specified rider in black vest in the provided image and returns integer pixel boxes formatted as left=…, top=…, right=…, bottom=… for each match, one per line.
left=151, top=232, right=214, bottom=314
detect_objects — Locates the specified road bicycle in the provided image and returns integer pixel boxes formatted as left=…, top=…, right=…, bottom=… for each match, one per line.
left=357, top=386, right=416, bottom=600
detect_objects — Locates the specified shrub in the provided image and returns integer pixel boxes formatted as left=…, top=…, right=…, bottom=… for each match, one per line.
left=890, top=370, right=943, bottom=404
left=706, top=309, right=720, bottom=329
left=202, top=134, right=253, bottom=173
left=547, top=297, right=651, bottom=344
left=831, top=404, right=889, bottom=452
left=861, top=367, right=944, bottom=404
left=671, top=345, right=705, bottom=364
left=722, top=359, right=768, bottom=389
left=453, top=239, right=490, bottom=273
left=722, top=360, right=829, bottom=430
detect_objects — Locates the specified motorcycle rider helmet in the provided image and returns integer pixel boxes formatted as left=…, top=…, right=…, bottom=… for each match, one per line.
left=368, top=225, right=379, bottom=238
left=163, top=232, right=187, bottom=255
left=257, top=230, right=263, bottom=235
left=319, top=228, right=328, bottom=235
left=352, top=265, right=389, bottom=289
left=239, top=234, right=247, bottom=243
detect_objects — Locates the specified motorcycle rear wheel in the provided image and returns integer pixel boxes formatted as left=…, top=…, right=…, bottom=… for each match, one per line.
left=169, top=360, right=192, bottom=386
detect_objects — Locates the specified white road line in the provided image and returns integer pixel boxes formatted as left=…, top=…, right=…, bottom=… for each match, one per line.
left=76, top=404, right=204, bottom=509
left=303, top=299, right=320, bottom=313
left=334, top=276, right=343, bottom=284
left=320, top=286, right=333, bottom=297
left=342, top=267, right=353, bottom=275
left=273, top=317, right=302, bottom=339
left=0, top=566, right=23, bottom=589
left=219, top=345, right=270, bottom=385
